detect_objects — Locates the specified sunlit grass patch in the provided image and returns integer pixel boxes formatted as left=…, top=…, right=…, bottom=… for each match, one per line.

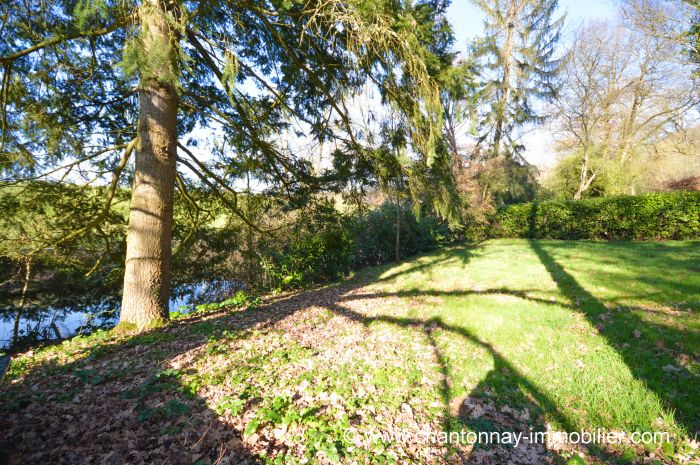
left=2, top=239, right=698, bottom=464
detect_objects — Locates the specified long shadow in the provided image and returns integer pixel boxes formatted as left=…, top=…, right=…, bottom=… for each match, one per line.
left=374, top=254, right=454, bottom=283
left=340, top=288, right=567, bottom=310
left=3, top=240, right=693, bottom=464
left=528, top=240, right=700, bottom=436
left=372, top=243, right=480, bottom=284
left=0, top=283, right=354, bottom=464
left=322, top=300, right=575, bottom=464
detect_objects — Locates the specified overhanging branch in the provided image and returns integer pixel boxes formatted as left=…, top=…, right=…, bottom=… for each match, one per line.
left=0, top=21, right=127, bottom=64
left=27, top=137, right=137, bottom=257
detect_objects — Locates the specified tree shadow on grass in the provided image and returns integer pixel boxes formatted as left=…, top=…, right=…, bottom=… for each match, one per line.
left=321, top=298, right=575, bottom=464
left=527, top=240, right=700, bottom=436
left=371, top=242, right=482, bottom=284
left=1, top=241, right=696, bottom=464
left=0, top=246, right=527, bottom=465
left=0, top=285, right=356, bottom=465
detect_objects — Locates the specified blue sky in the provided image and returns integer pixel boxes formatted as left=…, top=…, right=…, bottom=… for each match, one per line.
left=445, top=0, right=618, bottom=168
left=447, top=0, right=617, bottom=53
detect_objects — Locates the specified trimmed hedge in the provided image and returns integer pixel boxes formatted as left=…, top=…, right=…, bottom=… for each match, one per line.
left=491, top=191, right=700, bottom=240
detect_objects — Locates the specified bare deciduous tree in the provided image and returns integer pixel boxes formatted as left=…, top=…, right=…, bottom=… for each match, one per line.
left=552, top=5, right=699, bottom=200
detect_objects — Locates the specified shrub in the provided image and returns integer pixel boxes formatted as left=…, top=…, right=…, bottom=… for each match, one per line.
left=350, top=204, right=453, bottom=268
left=261, top=201, right=457, bottom=290
left=263, top=226, right=355, bottom=290
left=490, top=191, right=700, bottom=240
left=260, top=200, right=355, bottom=290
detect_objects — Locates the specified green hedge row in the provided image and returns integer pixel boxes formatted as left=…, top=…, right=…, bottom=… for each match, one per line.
left=490, top=191, right=700, bottom=240
left=263, top=191, right=699, bottom=290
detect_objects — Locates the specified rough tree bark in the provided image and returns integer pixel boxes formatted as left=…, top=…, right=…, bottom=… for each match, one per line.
left=120, top=0, right=179, bottom=327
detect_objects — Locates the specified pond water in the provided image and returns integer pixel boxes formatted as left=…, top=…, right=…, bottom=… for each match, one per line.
left=0, top=279, right=245, bottom=350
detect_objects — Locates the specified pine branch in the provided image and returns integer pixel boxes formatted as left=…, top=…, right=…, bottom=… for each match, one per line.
left=26, top=137, right=137, bottom=257
left=0, top=21, right=127, bottom=64
left=176, top=143, right=269, bottom=235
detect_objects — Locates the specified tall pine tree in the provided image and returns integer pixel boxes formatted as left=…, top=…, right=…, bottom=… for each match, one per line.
left=471, top=0, right=564, bottom=161
left=0, top=0, right=456, bottom=328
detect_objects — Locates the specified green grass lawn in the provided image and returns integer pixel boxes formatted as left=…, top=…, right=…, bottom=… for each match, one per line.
left=1, top=239, right=699, bottom=464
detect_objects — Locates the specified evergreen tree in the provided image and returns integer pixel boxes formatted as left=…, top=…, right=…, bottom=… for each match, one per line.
left=1, top=0, right=457, bottom=328
left=471, top=0, right=564, bottom=161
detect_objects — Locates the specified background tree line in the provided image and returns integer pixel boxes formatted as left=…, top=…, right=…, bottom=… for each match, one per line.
left=544, top=0, right=700, bottom=200
left=0, top=0, right=698, bottom=335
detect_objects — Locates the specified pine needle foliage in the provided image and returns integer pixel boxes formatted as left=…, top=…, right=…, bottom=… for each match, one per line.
left=0, top=0, right=461, bottom=259
left=471, top=0, right=564, bottom=161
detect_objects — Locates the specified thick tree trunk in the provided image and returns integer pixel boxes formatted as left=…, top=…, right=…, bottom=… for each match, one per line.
left=120, top=0, right=179, bottom=327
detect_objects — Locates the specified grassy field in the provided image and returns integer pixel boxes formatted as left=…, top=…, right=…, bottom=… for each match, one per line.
left=1, top=239, right=698, bottom=464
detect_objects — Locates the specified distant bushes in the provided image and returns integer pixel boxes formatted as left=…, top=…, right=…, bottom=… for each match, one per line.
left=261, top=202, right=456, bottom=290
left=262, top=225, right=355, bottom=289
left=490, top=191, right=700, bottom=240
left=351, top=204, right=453, bottom=267
left=262, top=191, right=700, bottom=290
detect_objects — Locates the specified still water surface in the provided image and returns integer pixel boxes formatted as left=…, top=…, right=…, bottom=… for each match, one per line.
left=0, top=279, right=243, bottom=350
